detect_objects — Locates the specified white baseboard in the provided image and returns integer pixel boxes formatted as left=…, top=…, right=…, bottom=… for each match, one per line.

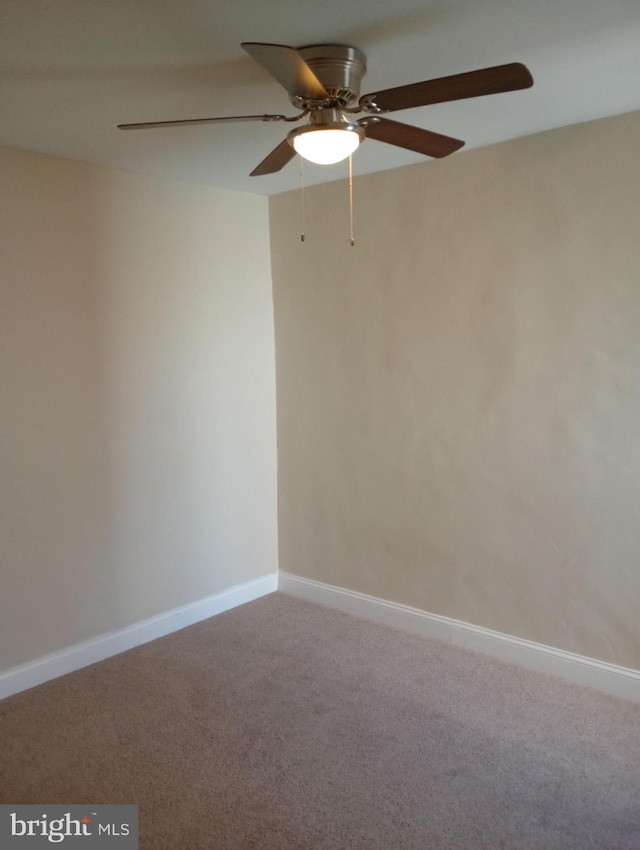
left=0, top=572, right=278, bottom=701
left=278, top=572, right=640, bottom=703
left=5, top=571, right=638, bottom=704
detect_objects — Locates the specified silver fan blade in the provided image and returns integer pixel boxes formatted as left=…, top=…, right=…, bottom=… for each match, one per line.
left=118, top=114, right=292, bottom=130
left=242, top=42, right=330, bottom=100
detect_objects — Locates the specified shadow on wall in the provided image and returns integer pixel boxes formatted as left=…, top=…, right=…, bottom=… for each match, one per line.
left=0, top=149, right=277, bottom=671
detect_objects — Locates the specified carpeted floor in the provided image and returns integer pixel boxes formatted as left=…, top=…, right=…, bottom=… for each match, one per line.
left=1, top=592, right=639, bottom=849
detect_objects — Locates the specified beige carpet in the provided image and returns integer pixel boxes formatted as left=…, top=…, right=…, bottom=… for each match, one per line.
left=1, top=592, right=639, bottom=849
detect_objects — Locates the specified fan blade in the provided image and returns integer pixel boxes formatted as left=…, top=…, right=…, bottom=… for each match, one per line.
left=360, top=62, right=533, bottom=113
left=250, top=139, right=296, bottom=177
left=118, top=113, right=291, bottom=130
left=242, top=42, right=330, bottom=101
left=361, top=117, right=464, bottom=158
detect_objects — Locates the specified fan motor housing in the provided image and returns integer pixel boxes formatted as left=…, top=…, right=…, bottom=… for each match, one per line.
left=294, top=45, right=367, bottom=108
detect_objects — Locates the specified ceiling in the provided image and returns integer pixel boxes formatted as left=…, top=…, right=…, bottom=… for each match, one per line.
left=2, top=0, right=640, bottom=195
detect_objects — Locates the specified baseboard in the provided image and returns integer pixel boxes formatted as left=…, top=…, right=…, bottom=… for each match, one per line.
left=0, top=572, right=278, bottom=701
left=278, top=573, right=640, bottom=702
left=5, top=571, right=638, bottom=703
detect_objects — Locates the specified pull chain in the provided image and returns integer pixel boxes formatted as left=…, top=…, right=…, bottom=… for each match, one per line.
left=348, top=155, right=355, bottom=247
left=299, top=155, right=306, bottom=242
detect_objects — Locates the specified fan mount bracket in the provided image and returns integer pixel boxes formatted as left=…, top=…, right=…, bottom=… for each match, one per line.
left=291, top=44, right=367, bottom=110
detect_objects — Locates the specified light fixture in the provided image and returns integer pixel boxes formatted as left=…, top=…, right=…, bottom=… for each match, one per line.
left=288, top=109, right=365, bottom=166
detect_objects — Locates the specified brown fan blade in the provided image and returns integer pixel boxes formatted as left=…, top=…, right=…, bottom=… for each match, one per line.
left=242, top=42, right=330, bottom=101
left=250, top=139, right=296, bottom=177
left=118, top=114, right=291, bottom=130
left=360, top=62, right=533, bottom=113
left=361, top=117, right=464, bottom=158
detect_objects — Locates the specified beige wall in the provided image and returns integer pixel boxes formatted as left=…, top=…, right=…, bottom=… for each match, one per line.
left=0, top=147, right=278, bottom=671
left=270, top=110, right=640, bottom=670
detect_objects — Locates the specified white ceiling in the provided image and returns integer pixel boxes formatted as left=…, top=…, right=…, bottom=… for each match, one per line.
left=2, top=0, right=640, bottom=195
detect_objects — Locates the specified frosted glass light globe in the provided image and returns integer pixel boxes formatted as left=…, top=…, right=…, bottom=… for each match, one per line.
left=292, top=128, right=361, bottom=165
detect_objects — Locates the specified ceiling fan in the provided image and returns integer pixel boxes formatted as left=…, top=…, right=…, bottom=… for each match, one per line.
left=118, top=42, right=533, bottom=176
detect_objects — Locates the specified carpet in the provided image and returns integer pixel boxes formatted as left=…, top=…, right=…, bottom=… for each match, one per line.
left=1, top=592, right=639, bottom=848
